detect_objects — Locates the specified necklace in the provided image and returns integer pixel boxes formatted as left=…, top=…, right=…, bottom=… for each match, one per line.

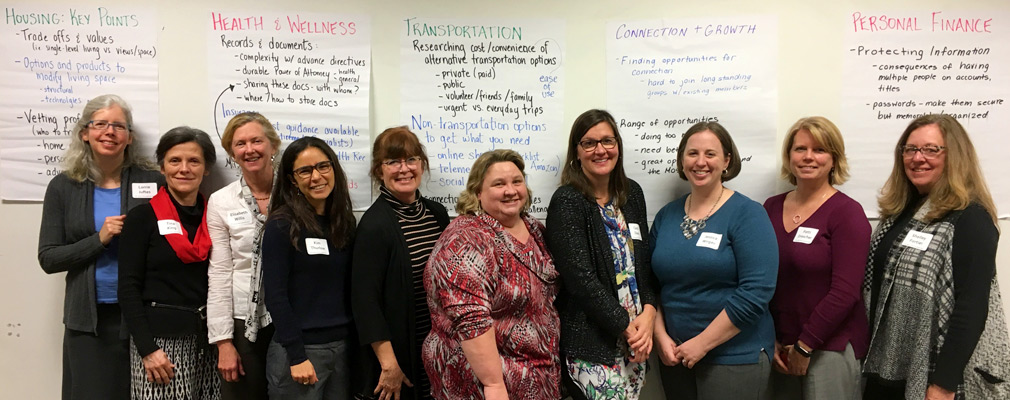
left=681, top=187, right=724, bottom=239
left=254, top=195, right=270, bottom=201
left=790, top=190, right=831, bottom=225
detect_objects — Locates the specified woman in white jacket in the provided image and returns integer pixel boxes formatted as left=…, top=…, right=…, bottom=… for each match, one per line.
left=206, top=112, right=281, bottom=400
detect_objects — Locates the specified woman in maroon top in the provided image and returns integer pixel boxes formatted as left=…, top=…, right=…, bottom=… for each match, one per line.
left=762, top=117, right=870, bottom=400
left=422, top=149, right=561, bottom=400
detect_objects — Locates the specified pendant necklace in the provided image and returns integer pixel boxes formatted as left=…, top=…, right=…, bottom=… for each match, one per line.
left=791, top=190, right=830, bottom=225
left=681, top=187, right=724, bottom=239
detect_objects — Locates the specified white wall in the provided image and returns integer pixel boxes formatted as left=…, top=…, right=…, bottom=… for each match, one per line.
left=1, top=0, right=1007, bottom=399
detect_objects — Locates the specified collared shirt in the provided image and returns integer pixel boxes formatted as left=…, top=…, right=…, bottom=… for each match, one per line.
left=206, top=179, right=260, bottom=343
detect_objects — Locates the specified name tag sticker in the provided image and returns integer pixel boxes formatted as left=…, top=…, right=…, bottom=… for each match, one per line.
left=901, top=230, right=933, bottom=251
left=696, top=232, right=723, bottom=250
left=628, top=223, right=643, bottom=240
left=157, top=220, right=183, bottom=236
left=132, top=183, right=156, bottom=198
left=793, top=227, right=819, bottom=244
left=227, top=209, right=253, bottom=226
left=305, top=238, right=329, bottom=255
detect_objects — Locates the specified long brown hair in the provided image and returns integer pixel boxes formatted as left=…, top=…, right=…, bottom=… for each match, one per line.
left=878, top=114, right=997, bottom=225
left=560, top=109, right=630, bottom=208
left=269, top=137, right=356, bottom=249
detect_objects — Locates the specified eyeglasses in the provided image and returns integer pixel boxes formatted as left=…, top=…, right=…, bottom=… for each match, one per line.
left=88, top=120, right=129, bottom=133
left=901, top=145, right=945, bottom=159
left=292, top=161, right=333, bottom=179
left=382, top=156, right=422, bottom=169
left=579, top=137, right=618, bottom=151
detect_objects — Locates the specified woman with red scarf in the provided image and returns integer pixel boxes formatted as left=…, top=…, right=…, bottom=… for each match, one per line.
left=119, top=127, right=220, bottom=400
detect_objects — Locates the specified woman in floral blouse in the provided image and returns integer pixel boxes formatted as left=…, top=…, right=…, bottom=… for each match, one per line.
left=546, top=109, right=656, bottom=400
left=422, top=149, right=561, bottom=400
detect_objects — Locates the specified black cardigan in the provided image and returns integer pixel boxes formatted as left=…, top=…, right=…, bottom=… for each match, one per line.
left=351, top=195, right=449, bottom=399
left=545, top=180, right=657, bottom=364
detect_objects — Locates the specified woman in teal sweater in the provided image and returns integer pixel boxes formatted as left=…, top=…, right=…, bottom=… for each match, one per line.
left=650, top=122, right=778, bottom=400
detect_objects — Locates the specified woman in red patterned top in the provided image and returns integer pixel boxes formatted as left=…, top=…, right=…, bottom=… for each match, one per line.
left=422, top=149, right=561, bottom=400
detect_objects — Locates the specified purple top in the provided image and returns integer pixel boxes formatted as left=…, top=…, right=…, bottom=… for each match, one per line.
left=763, top=191, right=871, bottom=358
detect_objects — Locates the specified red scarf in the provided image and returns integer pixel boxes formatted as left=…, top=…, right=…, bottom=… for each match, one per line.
left=150, top=187, right=211, bottom=264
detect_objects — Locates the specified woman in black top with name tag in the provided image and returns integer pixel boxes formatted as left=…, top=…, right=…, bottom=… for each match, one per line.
left=261, top=137, right=356, bottom=400
left=119, top=127, right=220, bottom=399
left=862, top=114, right=1009, bottom=400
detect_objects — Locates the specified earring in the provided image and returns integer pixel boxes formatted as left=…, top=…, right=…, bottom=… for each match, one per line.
left=722, top=169, right=728, bottom=175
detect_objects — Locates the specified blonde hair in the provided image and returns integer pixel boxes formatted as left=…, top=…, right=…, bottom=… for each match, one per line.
left=64, top=94, right=154, bottom=182
left=456, top=149, right=533, bottom=216
left=220, top=112, right=281, bottom=158
left=878, top=114, right=997, bottom=226
left=780, top=117, right=849, bottom=185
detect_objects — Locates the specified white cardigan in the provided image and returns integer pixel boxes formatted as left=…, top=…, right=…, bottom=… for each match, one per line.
left=206, top=179, right=260, bottom=344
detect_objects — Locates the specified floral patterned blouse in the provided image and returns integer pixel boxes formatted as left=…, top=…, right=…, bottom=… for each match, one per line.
left=422, top=213, right=561, bottom=400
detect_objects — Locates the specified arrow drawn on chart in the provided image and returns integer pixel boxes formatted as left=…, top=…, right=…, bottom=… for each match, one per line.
left=213, top=84, right=236, bottom=141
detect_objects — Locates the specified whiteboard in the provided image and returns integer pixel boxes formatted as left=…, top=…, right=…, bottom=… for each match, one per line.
left=1, top=1, right=1008, bottom=400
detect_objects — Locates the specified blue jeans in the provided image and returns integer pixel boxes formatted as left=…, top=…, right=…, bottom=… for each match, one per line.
left=266, top=339, right=350, bottom=400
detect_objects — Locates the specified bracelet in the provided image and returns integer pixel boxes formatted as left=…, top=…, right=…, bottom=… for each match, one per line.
left=795, top=344, right=813, bottom=358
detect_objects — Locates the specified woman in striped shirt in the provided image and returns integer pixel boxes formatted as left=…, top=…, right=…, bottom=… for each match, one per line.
left=352, top=127, right=450, bottom=400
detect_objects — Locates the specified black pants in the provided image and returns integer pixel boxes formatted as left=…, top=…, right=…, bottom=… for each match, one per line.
left=220, top=320, right=274, bottom=400
left=62, top=303, right=130, bottom=400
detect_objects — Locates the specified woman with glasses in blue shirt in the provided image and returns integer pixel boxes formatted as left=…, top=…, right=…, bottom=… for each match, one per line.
left=39, top=94, right=162, bottom=400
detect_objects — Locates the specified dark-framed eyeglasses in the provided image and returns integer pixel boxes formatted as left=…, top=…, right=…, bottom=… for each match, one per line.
left=900, top=145, right=945, bottom=159
left=88, top=120, right=129, bottom=133
left=292, top=161, right=334, bottom=179
left=382, top=156, right=422, bottom=169
left=579, top=137, right=618, bottom=151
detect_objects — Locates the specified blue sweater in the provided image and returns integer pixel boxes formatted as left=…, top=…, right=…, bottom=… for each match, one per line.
left=651, top=191, right=777, bottom=365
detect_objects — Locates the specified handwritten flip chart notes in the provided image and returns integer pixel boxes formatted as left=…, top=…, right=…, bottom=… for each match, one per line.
left=208, top=11, right=371, bottom=209
left=0, top=6, right=158, bottom=200
left=607, top=17, right=778, bottom=217
left=842, top=11, right=1009, bottom=217
left=400, top=17, right=565, bottom=217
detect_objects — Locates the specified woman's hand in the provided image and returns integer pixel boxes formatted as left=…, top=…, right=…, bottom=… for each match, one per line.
left=482, top=382, right=509, bottom=400
left=925, top=384, right=955, bottom=400
left=655, top=334, right=681, bottom=366
left=673, top=310, right=740, bottom=369
left=772, top=341, right=790, bottom=374
left=216, top=340, right=244, bottom=382
left=374, top=363, right=413, bottom=400
left=290, top=360, right=318, bottom=386
left=98, top=215, right=126, bottom=245
left=673, top=337, right=709, bottom=369
left=142, top=349, right=176, bottom=384
left=625, top=305, right=656, bottom=362
left=652, top=309, right=681, bottom=366
left=787, top=342, right=811, bottom=376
